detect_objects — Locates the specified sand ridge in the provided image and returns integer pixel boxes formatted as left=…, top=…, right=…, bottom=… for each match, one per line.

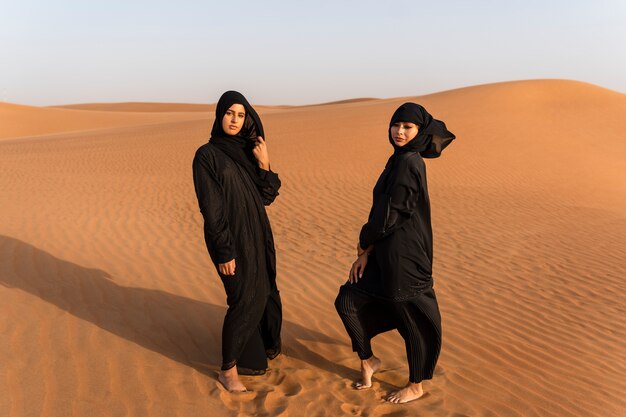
left=1, top=79, right=625, bottom=417
left=0, top=102, right=208, bottom=141
left=51, top=102, right=216, bottom=112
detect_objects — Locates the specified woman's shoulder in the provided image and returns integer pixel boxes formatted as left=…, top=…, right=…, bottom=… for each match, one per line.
left=395, top=151, right=425, bottom=171
left=193, top=143, right=236, bottom=177
left=194, top=142, right=224, bottom=163
left=193, top=143, right=221, bottom=173
left=195, top=142, right=215, bottom=156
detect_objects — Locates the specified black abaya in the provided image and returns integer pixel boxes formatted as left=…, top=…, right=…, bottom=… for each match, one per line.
left=192, top=91, right=282, bottom=372
left=335, top=103, right=455, bottom=383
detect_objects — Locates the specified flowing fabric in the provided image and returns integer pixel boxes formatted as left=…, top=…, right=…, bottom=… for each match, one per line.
left=388, top=102, right=455, bottom=157
left=335, top=102, right=455, bottom=383
left=193, top=91, right=282, bottom=371
left=209, top=90, right=277, bottom=193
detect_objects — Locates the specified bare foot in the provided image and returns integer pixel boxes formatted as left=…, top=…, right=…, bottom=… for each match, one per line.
left=386, top=382, right=424, bottom=403
left=218, top=366, right=247, bottom=392
left=353, top=356, right=381, bottom=390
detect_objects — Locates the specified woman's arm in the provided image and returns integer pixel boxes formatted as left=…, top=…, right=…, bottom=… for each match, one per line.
left=253, top=136, right=281, bottom=205
left=257, top=168, right=282, bottom=205
left=358, top=160, right=421, bottom=248
left=192, top=149, right=237, bottom=264
left=357, top=243, right=373, bottom=257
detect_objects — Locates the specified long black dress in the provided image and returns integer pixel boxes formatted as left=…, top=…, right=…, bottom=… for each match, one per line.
left=335, top=103, right=455, bottom=383
left=193, top=91, right=282, bottom=372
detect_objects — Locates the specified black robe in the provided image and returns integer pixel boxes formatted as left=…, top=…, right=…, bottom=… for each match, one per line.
left=192, top=91, right=282, bottom=372
left=357, top=152, right=435, bottom=300
left=337, top=102, right=455, bottom=382
left=339, top=151, right=442, bottom=382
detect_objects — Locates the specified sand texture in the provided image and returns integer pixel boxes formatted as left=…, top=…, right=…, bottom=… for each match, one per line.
left=1, top=79, right=625, bottom=417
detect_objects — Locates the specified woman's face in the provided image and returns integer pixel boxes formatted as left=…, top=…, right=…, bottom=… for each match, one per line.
left=221, top=104, right=246, bottom=135
left=390, top=121, right=419, bottom=147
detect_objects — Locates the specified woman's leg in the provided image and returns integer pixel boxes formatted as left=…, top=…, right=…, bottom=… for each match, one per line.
left=222, top=294, right=268, bottom=368
left=387, top=301, right=439, bottom=403
left=237, top=326, right=268, bottom=374
left=260, top=287, right=282, bottom=359
left=396, top=306, right=429, bottom=383
left=335, top=286, right=375, bottom=360
left=219, top=279, right=268, bottom=391
left=335, top=286, right=396, bottom=388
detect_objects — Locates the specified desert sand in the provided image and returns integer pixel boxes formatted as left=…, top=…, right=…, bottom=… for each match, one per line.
left=1, top=79, right=625, bottom=417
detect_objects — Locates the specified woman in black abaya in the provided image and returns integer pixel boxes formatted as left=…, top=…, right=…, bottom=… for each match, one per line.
left=335, top=103, right=455, bottom=403
left=193, top=91, right=282, bottom=392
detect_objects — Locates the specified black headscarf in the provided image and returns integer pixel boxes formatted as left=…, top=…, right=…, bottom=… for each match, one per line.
left=388, top=103, right=456, bottom=158
left=209, top=90, right=269, bottom=188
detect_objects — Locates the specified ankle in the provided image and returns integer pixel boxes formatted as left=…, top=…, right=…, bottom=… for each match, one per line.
left=408, top=382, right=423, bottom=391
left=221, top=367, right=238, bottom=378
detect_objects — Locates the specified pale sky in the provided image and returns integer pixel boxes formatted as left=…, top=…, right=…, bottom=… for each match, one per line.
left=1, top=0, right=625, bottom=106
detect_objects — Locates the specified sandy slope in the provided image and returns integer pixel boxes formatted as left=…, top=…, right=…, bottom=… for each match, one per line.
left=52, top=102, right=216, bottom=112
left=51, top=102, right=291, bottom=113
left=1, top=80, right=625, bottom=417
left=0, top=102, right=208, bottom=140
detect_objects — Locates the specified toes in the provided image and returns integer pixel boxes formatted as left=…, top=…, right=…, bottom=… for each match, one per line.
left=386, top=392, right=406, bottom=404
left=386, top=391, right=424, bottom=404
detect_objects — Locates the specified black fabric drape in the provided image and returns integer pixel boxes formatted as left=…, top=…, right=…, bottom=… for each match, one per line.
left=192, top=91, right=282, bottom=371
left=388, top=102, right=455, bottom=158
left=209, top=90, right=278, bottom=196
left=357, top=102, right=456, bottom=299
left=336, top=102, right=455, bottom=383
left=335, top=285, right=441, bottom=383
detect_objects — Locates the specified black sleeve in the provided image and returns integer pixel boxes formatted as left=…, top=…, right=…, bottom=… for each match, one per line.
left=192, top=149, right=237, bottom=263
left=257, top=167, right=281, bottom=206
left=358, top=161, right=420, bottom=248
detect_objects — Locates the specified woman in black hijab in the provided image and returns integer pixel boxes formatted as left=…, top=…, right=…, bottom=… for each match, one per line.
left=192, top=91, right=282, bottom=392
left=335, top=103, right=455, bottom=403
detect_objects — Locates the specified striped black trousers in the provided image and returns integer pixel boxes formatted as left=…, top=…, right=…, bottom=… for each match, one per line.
left=335, top=285, right=440, bottom=383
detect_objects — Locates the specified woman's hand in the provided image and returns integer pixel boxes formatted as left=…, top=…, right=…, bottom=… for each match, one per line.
left=253, top=136, right=270, bottom=170
left=349, top=253, right=368, bottom=283
left=219, top=259, right=236, bottom=276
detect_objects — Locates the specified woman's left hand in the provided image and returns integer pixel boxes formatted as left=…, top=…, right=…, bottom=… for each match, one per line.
left=349, top=253, right=368, bottom=284
left=253, top=136, right=270, bottom=170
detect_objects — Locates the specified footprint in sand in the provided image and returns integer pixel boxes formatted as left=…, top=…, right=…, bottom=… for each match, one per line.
left=216, top=381, right=256, bottom=411
left=340, top=403, right=364, bottom=416
left=279, top=380, right=303, bottom=397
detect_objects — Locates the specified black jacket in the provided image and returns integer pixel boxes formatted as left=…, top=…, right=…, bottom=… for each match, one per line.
left=192, top=143, right=281, bottom=301
left=357, top=151, right=433, bottom=301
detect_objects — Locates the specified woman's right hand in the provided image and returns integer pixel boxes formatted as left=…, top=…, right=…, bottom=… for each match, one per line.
left=253, top=136, right=270, bottom=170
left=349, top=253, right=368, bottom=283
left=219, top=259, right=236, bottom=276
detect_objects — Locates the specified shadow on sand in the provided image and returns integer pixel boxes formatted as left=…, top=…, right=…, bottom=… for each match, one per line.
left=0, top=235, right=354, bottom=380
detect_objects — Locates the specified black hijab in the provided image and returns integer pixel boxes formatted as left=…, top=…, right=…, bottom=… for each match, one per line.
left=388, top=103, right=455, bottom=158
left=209, top=90, right=269, bottom=188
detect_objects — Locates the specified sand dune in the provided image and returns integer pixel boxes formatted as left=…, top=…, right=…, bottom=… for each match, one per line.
left=52, top=102, right=293, bottom=113
left=0, top=102, right=208, bottom=140
left=1, top=79, right=625, bottom=417
left=52, top=102, right=216, bottom=112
